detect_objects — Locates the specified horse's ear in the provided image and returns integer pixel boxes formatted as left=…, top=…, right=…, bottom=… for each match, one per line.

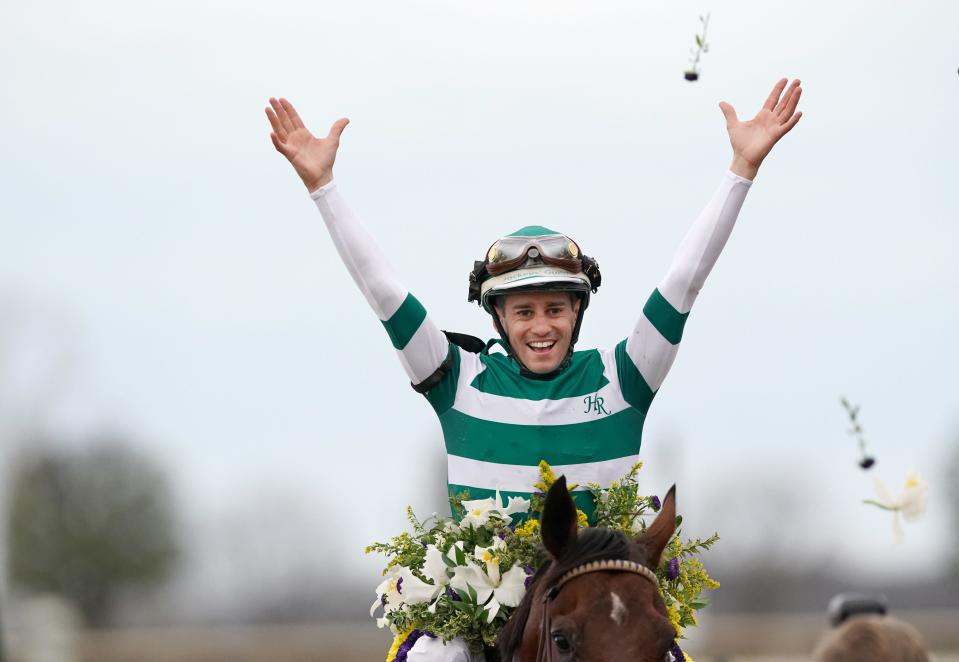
left=541, top=475, right=578, bottom=560
left=636, top=485, right=676, bottom=568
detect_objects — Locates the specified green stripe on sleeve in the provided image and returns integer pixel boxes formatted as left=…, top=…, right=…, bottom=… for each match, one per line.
left=381, top=293, right=427, bottom=350
left=643, top=288, right=688, bottom=345
left=614, top=339, right=656, bottom=415
left=439, top=407, right=645, bottom=466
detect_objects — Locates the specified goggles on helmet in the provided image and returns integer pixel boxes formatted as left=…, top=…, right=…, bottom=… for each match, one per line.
left=468, top=227, right=602, bottom=308
left=484, top=234, right=582, bottom=277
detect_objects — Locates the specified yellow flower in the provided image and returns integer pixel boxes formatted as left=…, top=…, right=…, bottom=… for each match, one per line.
left=534, top=460, right=557, bottom=493
left=667, top=604, right=682, bottom=637
left=514, top=519, right=540, bottom=538
left=577, top=509, right=589, bottom=528
left=535, top=460, right=579, bottom=493
left=386, top=627, right=415, bottom=662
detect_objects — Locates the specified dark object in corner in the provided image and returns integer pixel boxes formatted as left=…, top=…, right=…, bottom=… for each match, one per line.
left=828, top=593, right=888, bottom=627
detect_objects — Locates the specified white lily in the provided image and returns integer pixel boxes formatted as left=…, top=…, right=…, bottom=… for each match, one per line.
left=460, top=496, right=499, bottom=528
left=461, top=491, right=531, bottom=528
left=424, top=544, right=452, bottom=586
left=370, top=546, right=455, bottom=618
left=370, top=567, right=403, bottom=619
left=474, top=537, right=506, bottom=584
left=868, top=470, right=929, bottom=543
left=503, top=495, right=531, bottom=517
left=396, top=566, right=442, bottom=605
left=450, top=561, right=529, bottom=623
left=398, top=543, right=458, bottom=608
left=494, top=566, right=529, bottom=609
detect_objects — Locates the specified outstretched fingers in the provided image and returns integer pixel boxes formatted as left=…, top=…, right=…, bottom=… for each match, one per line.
left=279, top=98, right=306, bottom=130
left=779, top=110, right=803, bottom=136
left=269, top=130, right=292, bottom=157
left=265, top=105, right=285, bottom=140
left=718, top=101, right=738, bottom=126
left=772, top=82, right=802, bottom=138
left=762, top=78, right=789, bottom=112
left=773, top=79, right=801, bottom=116
left=327, top=117, right=350, bottom=141
left=269, top=97, right=295, bottom=135
left=777, top=83, right=802, bottom=120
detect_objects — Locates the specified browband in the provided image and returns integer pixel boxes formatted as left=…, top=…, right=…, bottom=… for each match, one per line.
left=550, top=558, right=659, bottom=599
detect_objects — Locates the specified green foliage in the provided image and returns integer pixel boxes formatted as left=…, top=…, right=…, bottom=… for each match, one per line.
left=660, top=535, right=720, bottom=636
left=841, top=396, right=876, bottom=468
left=5, top=440, right=178, bottom=626
left=685, top=13, right=711, bottom=78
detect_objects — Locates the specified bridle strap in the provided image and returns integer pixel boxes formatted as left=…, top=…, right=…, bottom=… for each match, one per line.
left=535, top=559, right=659, bottom=662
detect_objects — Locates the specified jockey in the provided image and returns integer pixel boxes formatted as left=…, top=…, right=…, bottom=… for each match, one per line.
left=266, top=78, right=803, bottom=661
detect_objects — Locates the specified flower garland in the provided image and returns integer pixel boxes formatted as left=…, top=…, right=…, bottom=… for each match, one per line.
left=367, top=461, right=719, bottom=658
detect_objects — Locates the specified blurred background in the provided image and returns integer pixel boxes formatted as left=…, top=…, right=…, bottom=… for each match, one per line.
left=1, top=0, right=958, bottom=660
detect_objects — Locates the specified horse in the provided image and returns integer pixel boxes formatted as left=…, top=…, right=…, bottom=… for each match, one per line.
left=496, top=475, right=679, bottom=662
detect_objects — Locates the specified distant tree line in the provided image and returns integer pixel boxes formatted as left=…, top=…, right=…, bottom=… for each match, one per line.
left=4, top=439, right=178, bottom=627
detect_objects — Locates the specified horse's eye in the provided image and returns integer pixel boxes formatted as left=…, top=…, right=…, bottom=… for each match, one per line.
left=551, top=630, right=572, bottom=654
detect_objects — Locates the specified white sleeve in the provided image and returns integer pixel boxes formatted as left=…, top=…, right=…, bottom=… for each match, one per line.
left=310, top=180, right=450, bottom=385
left=625, top=170, right=753, bottom=392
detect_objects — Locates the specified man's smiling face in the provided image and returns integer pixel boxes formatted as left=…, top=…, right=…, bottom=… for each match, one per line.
left=495, top=291, right=581, bottom=374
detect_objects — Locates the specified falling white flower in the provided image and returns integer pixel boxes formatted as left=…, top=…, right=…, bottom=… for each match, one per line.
left=867, top=470, right=929, bottom=543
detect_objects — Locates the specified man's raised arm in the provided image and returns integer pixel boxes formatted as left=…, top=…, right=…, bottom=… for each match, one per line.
left=266, top=98, right=451, bottom=389
left=618, top=79, right=803, bottom=400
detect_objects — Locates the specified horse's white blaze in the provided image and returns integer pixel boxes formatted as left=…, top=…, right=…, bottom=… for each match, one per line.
left=609, top=591, right=628, bottom=626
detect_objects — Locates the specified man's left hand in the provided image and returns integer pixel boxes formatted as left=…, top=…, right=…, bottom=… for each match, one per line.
left=721, top=78, right=803, bottom=180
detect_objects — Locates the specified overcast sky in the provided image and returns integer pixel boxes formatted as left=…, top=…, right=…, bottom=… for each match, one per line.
left=2, top=0, right=958, bottom=608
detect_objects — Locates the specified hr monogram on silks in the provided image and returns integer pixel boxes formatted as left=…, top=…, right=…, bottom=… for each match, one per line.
left=584, top=394, right=611, bottom=416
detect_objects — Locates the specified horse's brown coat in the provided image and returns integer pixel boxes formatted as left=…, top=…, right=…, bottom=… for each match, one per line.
left=497, top=478, right=679, bottom=662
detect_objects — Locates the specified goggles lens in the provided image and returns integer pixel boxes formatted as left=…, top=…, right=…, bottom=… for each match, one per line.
left=485, top=235, right=582, bottom=277
left=487, top=235, right=579, bottom=263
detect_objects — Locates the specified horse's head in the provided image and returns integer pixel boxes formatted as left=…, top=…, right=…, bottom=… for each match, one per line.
left=498, top=476, right=678, bottom=662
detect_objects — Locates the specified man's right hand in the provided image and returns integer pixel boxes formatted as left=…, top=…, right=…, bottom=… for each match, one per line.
left=266, top=97, right=349, bottom=192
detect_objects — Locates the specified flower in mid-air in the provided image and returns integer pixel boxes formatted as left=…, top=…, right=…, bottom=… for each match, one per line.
left=867, top=470, right=928, bottom=543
